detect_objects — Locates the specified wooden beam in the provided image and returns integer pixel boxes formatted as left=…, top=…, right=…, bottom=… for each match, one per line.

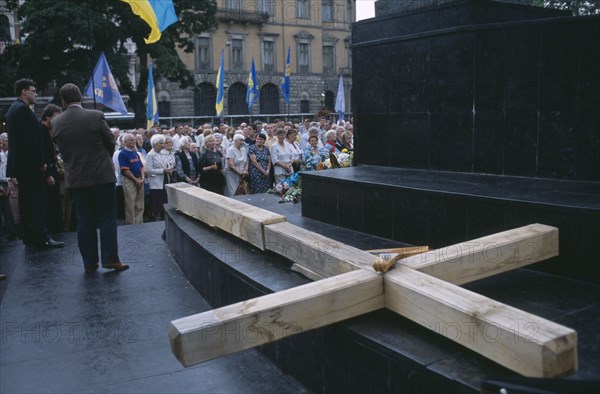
left=264, top=221, right=370, bottom=277
left=166, top=183, right=286, bottom=250
left=402, top=224, right=559, bottom=285
left=266, top=222, right=558, bottom=286
left=169, top=270, right=383, bottom=367
left=384, top=266, right=577, bottom=377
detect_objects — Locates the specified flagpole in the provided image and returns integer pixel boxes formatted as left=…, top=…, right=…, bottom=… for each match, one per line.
left=85, top=2, right=96, bottom=109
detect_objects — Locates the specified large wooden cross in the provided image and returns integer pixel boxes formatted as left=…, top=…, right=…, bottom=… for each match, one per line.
left=166, top=183, right=576, bottom=378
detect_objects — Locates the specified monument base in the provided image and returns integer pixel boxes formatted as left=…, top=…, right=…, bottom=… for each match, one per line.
left=165, top=195, right=599, bottom=393
left=302, top=166, right=600, bottom=284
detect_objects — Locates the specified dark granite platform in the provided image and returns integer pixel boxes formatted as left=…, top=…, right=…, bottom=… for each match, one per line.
left=302, top=166, right=600, bottom=283
left=165, top=193, right=600, bottom=393
left=0, top=222, right=307, bottom=394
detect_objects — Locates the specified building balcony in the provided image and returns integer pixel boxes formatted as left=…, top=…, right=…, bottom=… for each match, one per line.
left=217, top=8, right=270, bottom=25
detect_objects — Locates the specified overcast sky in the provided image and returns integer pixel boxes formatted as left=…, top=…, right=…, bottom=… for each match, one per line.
left=356, top=0, right=375, bottom=21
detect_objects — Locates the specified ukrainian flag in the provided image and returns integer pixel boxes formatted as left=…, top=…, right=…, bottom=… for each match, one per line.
left=281, top=46, right=291, bottom=104
left=246, top=57, right=259, bottom=112
left=215, top=50, right=225, bottom=116
left=121, top=0, right=178, bottom=44
left=147, top=63, right=159, bottom=129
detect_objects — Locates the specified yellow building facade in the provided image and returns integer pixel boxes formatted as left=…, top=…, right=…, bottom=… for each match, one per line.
left=159, top=0, right=354, bottom=119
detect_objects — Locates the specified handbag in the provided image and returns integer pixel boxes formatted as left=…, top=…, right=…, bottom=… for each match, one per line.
left=234, top=178, right=250, bottom=196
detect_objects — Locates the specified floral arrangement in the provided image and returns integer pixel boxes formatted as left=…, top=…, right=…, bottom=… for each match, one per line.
left=271, top=145, right=354, bottom=203
left=270, top=173, right=302, bottom=203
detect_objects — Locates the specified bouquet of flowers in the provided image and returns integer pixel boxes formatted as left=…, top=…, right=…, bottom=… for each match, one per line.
left=270, top=173, right=302, bottom=203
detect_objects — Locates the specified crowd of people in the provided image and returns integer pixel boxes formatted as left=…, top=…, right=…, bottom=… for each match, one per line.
left=106, top=115, right=354, bottom=222
left=0, top=78, right=354, bottom=274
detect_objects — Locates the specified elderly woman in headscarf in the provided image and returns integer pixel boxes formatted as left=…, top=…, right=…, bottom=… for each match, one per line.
left=223, top=134, right=249, bottom=196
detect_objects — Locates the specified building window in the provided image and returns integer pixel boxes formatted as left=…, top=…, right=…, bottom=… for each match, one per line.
left=346, top=0, right=353, bottom=23
left=228, top=82, right=249, bottom=115
left=231, top=39, right=244, bottom=71
left=297, top=0, right=309, bottom=19
left=225, top=0, right=243, bottom=10
left=262, top=41, right=275, bottom=72
left=194, top=82, right=216, bottom=116
left=196, top=37, right=211, bottom=71
left=298, top=43, right=310, bottom=73
left=345, top=38, right=352, bottom=69
left=259, top=0, right=273, bottom=14
left=301, top=99, right=310, bottom=113
left=323, top=45, right=335, bottom=74
left=158, top=101, right=171, bottom=118
left=324, top=90, right=335, bottom=111
left=260, top=83, right=280, bottom=115
left=322, top=0, right=335, bottom=22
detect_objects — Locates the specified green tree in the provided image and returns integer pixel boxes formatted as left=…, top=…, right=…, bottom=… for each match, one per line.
left=533, top=0, right=600, bottom=15
left=1, top=0, right=218, bottom=126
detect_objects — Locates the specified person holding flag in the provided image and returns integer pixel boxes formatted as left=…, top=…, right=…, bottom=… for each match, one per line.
left=246, top=57, right=259, bottom=113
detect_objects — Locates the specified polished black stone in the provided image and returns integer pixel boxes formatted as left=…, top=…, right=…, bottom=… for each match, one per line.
left=352, top=6, right=600, bottom=181
left=0, top=223, right=307, bottom=394
left=301, top=166, right=600, bottom=282
left=166, top=195, right=599, bottom=393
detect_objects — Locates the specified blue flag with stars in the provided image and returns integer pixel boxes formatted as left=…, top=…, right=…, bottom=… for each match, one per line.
left=84, top=52, right=128, bottom=114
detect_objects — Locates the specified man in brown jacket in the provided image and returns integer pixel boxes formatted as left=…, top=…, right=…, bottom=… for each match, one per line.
left=51, top=83, right=128, bottom=273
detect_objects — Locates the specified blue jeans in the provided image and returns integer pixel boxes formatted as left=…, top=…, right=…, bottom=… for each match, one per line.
left=70, top=183, right=120, bottom=266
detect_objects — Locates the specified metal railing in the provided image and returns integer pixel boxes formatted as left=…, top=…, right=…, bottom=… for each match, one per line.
left=217, top=8, right=270, bottom=24
left=159, top=113, right=352, bottom=128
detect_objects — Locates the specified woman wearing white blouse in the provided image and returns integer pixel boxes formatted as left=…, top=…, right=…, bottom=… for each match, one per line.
left=270, top=128, right=294, bottom=185
left=224, top=134, right=249, bottom=196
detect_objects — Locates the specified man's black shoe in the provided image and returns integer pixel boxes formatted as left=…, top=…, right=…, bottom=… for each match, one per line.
left=38, top=239, right=65, bottom=249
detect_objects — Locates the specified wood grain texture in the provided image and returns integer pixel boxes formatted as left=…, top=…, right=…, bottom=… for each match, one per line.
left=264, top=221, right=374, bottom=277
left=170, top=270, right=383, bottom=366
left=401, top=224, right=559, bottom=285
left=384, top=266, right=577, bottom=378
left=166, top=183, right=286, bottom=250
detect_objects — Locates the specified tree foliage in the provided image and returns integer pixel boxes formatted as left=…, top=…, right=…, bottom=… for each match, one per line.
left=533, top=0, right=600, bottom=15
left=1, top=0, right=218, bottom=126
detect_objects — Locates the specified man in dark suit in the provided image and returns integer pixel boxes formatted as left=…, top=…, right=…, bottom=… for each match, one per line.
left=51, top=83, right=128, bottom=273
left=6, top=78, right=64, bottom=248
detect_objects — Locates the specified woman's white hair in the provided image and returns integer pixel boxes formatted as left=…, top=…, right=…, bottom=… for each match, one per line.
left=325, top=130, right=337, bottom=141
left=150, top=133, right=165, bottom=148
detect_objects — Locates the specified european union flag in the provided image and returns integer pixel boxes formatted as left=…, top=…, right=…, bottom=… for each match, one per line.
left=147, top=63, right=159, bottom=129
left=281, top=46, right=291, bottom=104
left=84, top=52, right=128, bottom=115
left=215, top=50, right=225, bottom=117
left=121, top=0, right=178, bottom=44
left=246, top=57, right=259, bottom=112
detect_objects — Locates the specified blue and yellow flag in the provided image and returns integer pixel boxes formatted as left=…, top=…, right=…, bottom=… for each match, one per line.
left=335, top=74, right=345, bottom=121
left=121, top=0, right=178, bottom=44
left=84, top=52, right=128, bottom=114
left=215, top=50, right=225, bottom=116
left=147, top=63, right=159, bottom=129
left=246, top=57, right=259, bottom=112
left=281, top=46, right=291, bottom=104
